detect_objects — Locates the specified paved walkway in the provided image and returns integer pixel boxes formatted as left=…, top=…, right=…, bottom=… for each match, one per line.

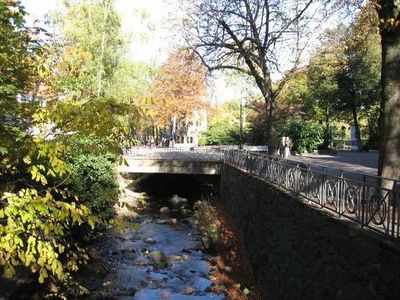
left=288, top=151, right=378, bottom=176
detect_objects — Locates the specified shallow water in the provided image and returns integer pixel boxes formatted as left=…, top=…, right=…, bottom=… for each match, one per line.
left=76, top=192, right=224, bottom=300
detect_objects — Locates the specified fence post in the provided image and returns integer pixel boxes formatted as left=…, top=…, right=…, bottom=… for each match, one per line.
left=320, top=167, right=326, bottom=208
left=361, top=175, right=366, bottom=228
left=392, top=181, right=400, bottom=238
left=338, top=171, right=344, bottom=217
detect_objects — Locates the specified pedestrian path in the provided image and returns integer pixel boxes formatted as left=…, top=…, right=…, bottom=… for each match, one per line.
left=288, top=151, right=378, bottom=176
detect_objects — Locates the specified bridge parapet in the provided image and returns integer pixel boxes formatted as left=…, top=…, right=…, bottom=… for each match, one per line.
left=120, top=148, right=223, bottom=175
left=125, top=148, right=224, bottom=161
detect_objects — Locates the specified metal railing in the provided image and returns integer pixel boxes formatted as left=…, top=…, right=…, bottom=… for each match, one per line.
left=224, top=150, right=400, bottom=239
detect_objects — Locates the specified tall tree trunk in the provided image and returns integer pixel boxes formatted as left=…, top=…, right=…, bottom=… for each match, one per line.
left=325, top=99, right=330, bottom=131
left=96, top=0, right=111, bottom=97
left=265, top=98, right=277, bottom=155
left=377, top=1, right=400, bottom=188
left=351, top=90, right=362, bottom=151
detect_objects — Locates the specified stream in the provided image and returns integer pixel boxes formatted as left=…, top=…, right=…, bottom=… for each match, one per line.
left=75, top=174, right=225, bottom=300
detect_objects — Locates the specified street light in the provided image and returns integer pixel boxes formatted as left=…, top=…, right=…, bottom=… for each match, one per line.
left=239, top=99, right=243, bottom=150
left=239, top=97, right=246, bottom=150
left=341, top=126, right=346, bottom=150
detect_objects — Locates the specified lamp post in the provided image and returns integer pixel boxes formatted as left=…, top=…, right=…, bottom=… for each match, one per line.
left=341, top=126, right=346, bottom=150
left=171, top=115, right=177, bottom=148
left=239, top=99, right=243, bottom=150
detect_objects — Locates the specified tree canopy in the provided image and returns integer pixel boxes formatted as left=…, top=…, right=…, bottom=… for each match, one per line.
left=150, top=48, right=208, bottom=128
left=183, top=0, right=338, bottom=153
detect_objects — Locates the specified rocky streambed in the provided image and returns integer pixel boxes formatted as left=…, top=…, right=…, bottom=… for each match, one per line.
left=75, top=176, right=225, bottom=300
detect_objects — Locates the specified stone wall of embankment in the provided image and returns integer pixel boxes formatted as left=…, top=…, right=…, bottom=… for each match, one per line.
left=220, top=165, right=400, bottom=300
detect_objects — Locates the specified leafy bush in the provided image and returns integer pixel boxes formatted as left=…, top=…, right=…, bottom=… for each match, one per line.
left=63, top=134, right=115, bottom=156
left=66, top=153, right=119, bottom=223
left=280, top=120, right=324, bottom=154
left=0, top=137, right=99, bottom=289
left=201, top=120, right=243, bottom=145
left=201, top=120, right=237, bottom=145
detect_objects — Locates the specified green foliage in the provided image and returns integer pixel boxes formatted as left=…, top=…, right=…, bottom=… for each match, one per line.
left=53, top=0, right=125, bottom=97
left=64, top=134, right=115, bottom=156
left=201, top=119, right=240, bottom=145
left=280, top=120, right=324, bottom=154
left=0, top=1, right=114, bottom=292
left=202, top=100, right=247, bottom=145
left=0, top=133, right=100, bottom=286
left=0, top=188, right=95, bottom=284
left=66, top=152, right=119, bottom=223
left=0, top=1, right=36, bottom=97
left=48, top=1, right=144, bottom=150
left=298, top=10, right=381, bottom=143
left=193, top=201, right=219, bottom=245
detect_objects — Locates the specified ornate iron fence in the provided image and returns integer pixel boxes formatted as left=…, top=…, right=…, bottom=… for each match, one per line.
left=224, top=150, right=400, bottom=239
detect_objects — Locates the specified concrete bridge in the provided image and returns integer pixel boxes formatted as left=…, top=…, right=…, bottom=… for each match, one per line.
left=119, top=148, right=224, bottom=175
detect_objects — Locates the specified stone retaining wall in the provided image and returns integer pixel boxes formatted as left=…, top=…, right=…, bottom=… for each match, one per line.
left=220, top=165, right=400, bottom=300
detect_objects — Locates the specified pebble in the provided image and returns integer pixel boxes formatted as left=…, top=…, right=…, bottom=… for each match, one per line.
left=160, top=207, right=170, bottom=214
left=201, top=236, right=211, bottom=250
left=185, top=286, right=195, bottom=294
left=223, top=266, right=233, bottom=273
left=149, top=251, right=169, bottom=269
left=144, top=238, right=156, bottom=244
left=169, top=194, right=189, bottom=205
left=169, top=218, right=178, bottom=225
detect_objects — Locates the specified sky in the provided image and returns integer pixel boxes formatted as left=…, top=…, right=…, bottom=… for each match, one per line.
left=21, top=0, right=180, bottom=64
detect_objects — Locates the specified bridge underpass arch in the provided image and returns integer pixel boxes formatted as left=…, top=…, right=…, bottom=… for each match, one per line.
left=124, top=173, right=221, bottom=201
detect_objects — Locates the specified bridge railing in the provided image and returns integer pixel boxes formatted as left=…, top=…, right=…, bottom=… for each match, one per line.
left=124, top=147, right=224, bottom=161
left=224, top=150, right=400, bottom=239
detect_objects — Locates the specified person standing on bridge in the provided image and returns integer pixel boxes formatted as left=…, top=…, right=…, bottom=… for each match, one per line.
left=280, top=136, right=292, bottom=158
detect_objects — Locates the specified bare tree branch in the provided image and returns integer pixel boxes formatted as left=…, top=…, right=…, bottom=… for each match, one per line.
left=182, top=0, right=339, bottom=153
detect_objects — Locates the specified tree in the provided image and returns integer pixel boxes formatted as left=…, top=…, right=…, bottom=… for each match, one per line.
left=306, top=30, right=342, bottom=132
left=150, top=48, right=208, bottom=138
left=201, top=101, right=243, bottom=145
left=280, top=120, right=325, bottom=154
left=0, top=0, right=156, bottom=294
left=247, top=89, right=305, bottom=145
left=0, top=0, right=43, bottom=158
left=55, top=0, right=124, bottom=97
left=332, top=8, right=381, bottom=149
left=183, top=0, right=335, bottom=154
left=0, top=1, right=98, bottom=289
left=373, top=1, right=400, bottom=183
left=49, top=0, right=141, bottom=150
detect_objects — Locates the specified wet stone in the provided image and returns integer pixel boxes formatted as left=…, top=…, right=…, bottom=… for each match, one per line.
left=185, top=286, right=195, bottom=294
left=160, top=207, right=170, bottom=214
left=169, top=218, right=178, bottom=225
left=223, top=266, right=233, bottom=273
left=144, top=238, right=156, bottom=244
left=192, top=277, right=213, bottom=292
left=201, top=236, right=211, bottom=250
left=133, top=289, right=225, bottom=300
left=169, top=194, right=189, bottom=206
left=149, top=251, right=169, bottom=269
